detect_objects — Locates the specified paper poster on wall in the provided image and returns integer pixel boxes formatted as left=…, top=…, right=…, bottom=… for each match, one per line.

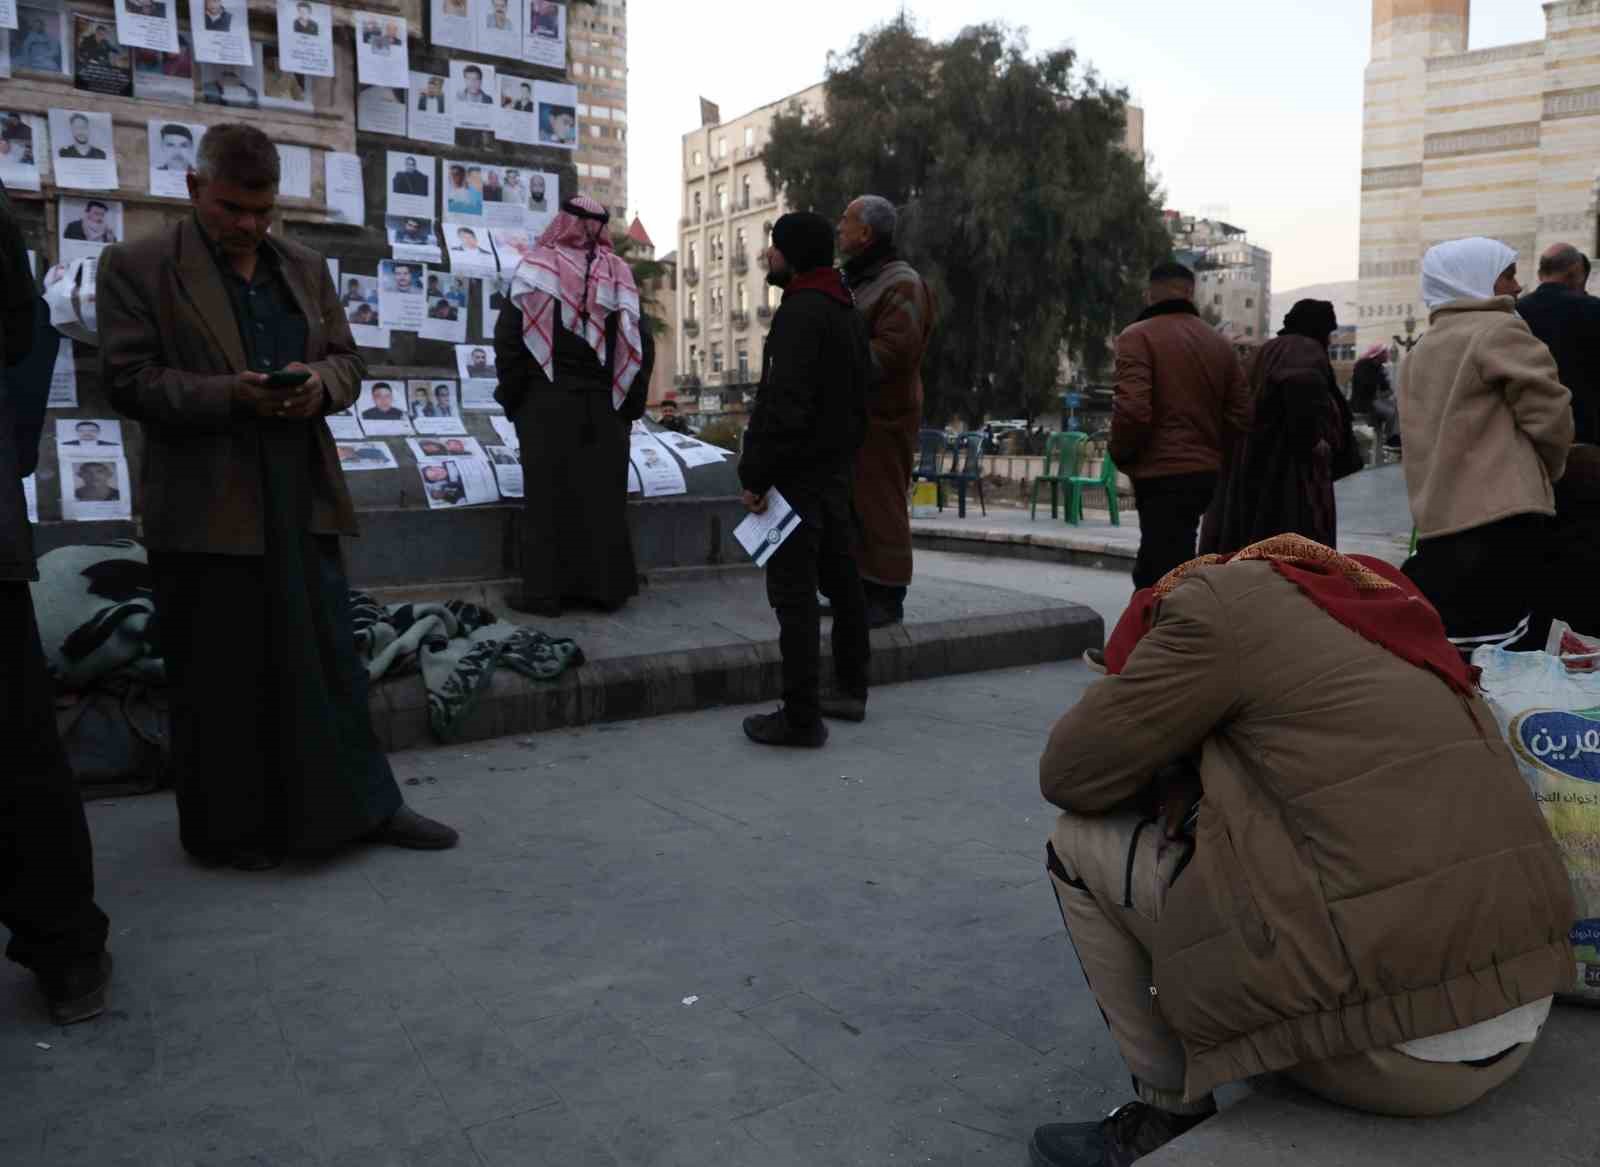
left=0, top=111, right=44, bottom=191
left=58, top=197, right=122, bottom=265
left=534, top=79, right=577, bottom=149
left=326, top=256, right=338, bottom=286
left=523, top=169, right=556, bottom=231
left=49, top=110, right=118, bottom=189
left=490, top=415, right=517, bottom=449
left=276, top=0, right=332, bottom=76
left=407, top=379, right=468, bottom=434
left=387, top=215, right=441, bottom=264
left=415, top=455, right=497, bottom=509
left=630, top=431, right=688, bottom=497
left=479, top=165, right=531, bottom=228
left=419, top=273, right=469, bottom=343
left=443, top=223, right=497, bottom=278
left=338, top=272, right=390, bottom=348
left=407, top=71, right=452, bottom=145
left=386, top=150, right=435, bottom=219
left=57, top=417, right=124, bottom=449
left=655, top=428, right=732, bottom=468
left=276, top=143, right=311, bottom=198
left=60, top=454, right=133, bottom=521
left=260, top=43, right=313, bottom=111
left=147, top=120, right=202, bottom=197
left=337, top=441, right=398, bottom=470
left=14, top=6, right=66, bottom=75
left=47, top=337, right=77, bottom=408
left=327, top=411, right=366, bottom=441
left=377, top=259, right=426, bottom=332
left=325, top=151, right=365, bottom=226
left=473, top=0, right=520, bottom=60
left=449, top=60, right=496, bottom=131
left=355, top=11, right=408, bottom=87
left=455, top=343, right=496, bottom=382
left=429, top=0, right=471, bottom=51
left=357, top=82, right=406, bottom=135
left=199, top=51, right=262, bottom=109
left=522, top=0, right=563, bottom=68
left=73, top=14, right=133, bottom=96
left=409, top=435, right=483, bottom=461
left=132, top=34, right=195, bottom=103
left=0, top=30, right=11, bottom=78
left=489, top=227, right=537, bottom=272
left=356, top=379, right=413, bottom=435
left=495, top=73, right=536, bottom=145
left=487, top=447, right=522, bottom=497
left=481, top=276, right=506, bottom=337
left=115, top=0, right=177, bottom=54
left=443, top=160, right=485, bottom=225
left=190, top=0, right=248, bottom=67
left=0, top=1, right=14, bottom=31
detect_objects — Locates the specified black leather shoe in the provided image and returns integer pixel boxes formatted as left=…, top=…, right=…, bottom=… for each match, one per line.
left=1029, top=1101, right=1213, bottom=1167
left=371, top=806, right=460, bottom=850
left=818, top=695, right=867, bottom=722
left=742, top=708, right=827, bottom=748
left=40, top=952, right=113, bottom=1026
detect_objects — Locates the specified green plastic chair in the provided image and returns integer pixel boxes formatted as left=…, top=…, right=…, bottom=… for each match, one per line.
left=1066, top=451, right=1121, bottom=526
left=1029, top=432, right=1087, bottom=520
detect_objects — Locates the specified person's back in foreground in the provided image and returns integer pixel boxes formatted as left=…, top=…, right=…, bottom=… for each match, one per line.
left=737, top=211, right=872, bottom=747
left=1029, top=534, right=1573, bottom=1167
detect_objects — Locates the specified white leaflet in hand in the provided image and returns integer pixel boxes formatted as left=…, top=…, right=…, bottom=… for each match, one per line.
left=443, top=222, right=497, bottom=278
left=407, top=71, right=453, bottom=145
left=408, top=379, right=467, bottom=433
left=629, top=431, right=687, bottom=497
left=326, top=406, right=363, bottom=439
left=418, top=274, right=468, bottom=342
left=378, top=260, right=426, bottom=331
left=190, top=0, right=248, bottom=66
left=0, top=0, right=16, bottom=32
left=115, top=0, right=178, bottom=54
left=490, top=415, right=518, bottom=449
left=355, top=10, right=408, bottom=87
left=0, top=111, right=45, bottom=191
left=449, top=60, right=496, bottom=131
left=358, top=82, right=407, bottom=135
left=275, top=143, right=311, bottom=199
left=356, top=379, right=414, bottom=435
left=48, top=109, right=118, bottom=190
left=487, top=447, right=522, bottom=497
left=473, top=0, right=520, bottom=60
left=335, top=440, right=399, bottom=471
left=46, top=337, right=76, bottom=407
left=324, top=151, right=365, bottom=226
left=59, top=454, right=133, bottom=521
left=385, top=149, right=435, bottom=219
left=654, top=428, right=732, bottom=468
left=734, top=490, right=800, bottom=567
left=276, top=0, right=332, bottom=76
left=522, top=0, right=564, bottom=68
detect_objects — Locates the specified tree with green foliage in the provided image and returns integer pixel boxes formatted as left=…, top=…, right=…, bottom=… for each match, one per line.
left=764, top=16, right=1170, bottom=426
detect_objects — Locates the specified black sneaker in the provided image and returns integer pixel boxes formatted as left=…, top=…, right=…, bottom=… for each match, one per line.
left=817, top=695, right=867, bottom=722
left=40, top=952, right=114, bottom=1026
left=742, top=708, right=828, bottom=748
left=1029, top=1101, right=1214, bottom=1167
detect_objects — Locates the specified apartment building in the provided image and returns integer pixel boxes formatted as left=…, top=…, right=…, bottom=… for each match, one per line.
left=569, top=0, right=628, bottom=222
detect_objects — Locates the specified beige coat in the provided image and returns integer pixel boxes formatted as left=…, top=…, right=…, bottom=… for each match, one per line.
left=1399, top=297, right=1572, bottom=539
left=1040, top=562, right=1574, bottom=1099
left=98, top=218, right=364, bottom=556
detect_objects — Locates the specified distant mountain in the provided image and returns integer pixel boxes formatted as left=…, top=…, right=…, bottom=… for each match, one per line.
left=1271, top=281, right=1359, bottom=333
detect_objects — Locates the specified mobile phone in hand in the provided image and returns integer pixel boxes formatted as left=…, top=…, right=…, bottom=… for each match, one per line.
left=265, top=370, right=312, bottom=389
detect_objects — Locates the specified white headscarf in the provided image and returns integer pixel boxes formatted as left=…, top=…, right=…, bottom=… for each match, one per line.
left=1420, top=237, right=1517, bottom=311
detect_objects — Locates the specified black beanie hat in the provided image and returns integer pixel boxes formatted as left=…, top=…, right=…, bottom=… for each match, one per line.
left=771, top=212, right=835, bottom=274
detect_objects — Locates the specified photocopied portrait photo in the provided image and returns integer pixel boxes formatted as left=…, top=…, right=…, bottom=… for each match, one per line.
left=456, top=343, right=496, bottom=381
left=58, top=196, right=124, bottom=266
left=190, top=0, right=250, bottom=67
left=336, top=441, right=400, bottom=471
left=73, top=14, right=133, bottom=97
left=386, top=150, right=436, bottom=220
left=534, top=79, right=577, bottom=149
left=56, top=417, right=125, bottom=448
left=49, top=108, right=120, bottom=190
left=0, top=111, right=45, bottom=192
left=199, top=52, right=261, bottom=109
left=15, top=6, right=69, bottom=77
left=420, top=274, right=469, bottom=344
left=408, top=71, right=453, bottom=146
left=449, top=59, right=497, bottom=131
left=356, top=12, right=408, bottom=88
left=386, top=214, right=442, bottom=264
left=355, top=379, right=414, bottom=435
left=147, top=119, right=204, bottom=198
left=378, top=258, right=427, bottom=332
left=523, top=0, right=564, bottom=68
left=409, top=378, right=468, bottom=435
left=116, top=0, right=180, bottom=55
left=132, top=32, right=196, bottom=104
left=442, top=222, right=498, bottom=279
left=276, top=0, right=333, bottom=76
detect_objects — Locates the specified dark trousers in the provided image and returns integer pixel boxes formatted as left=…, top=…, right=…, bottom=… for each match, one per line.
left=0, top=581, right=109, bottom=976
left=766, top=497, right=871, bottom=726
left=1403, top=515, right=1546, bottom=650
left=1131, top=472, right=1217, bottom=590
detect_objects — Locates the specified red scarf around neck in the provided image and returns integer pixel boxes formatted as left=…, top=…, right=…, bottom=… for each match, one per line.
left=783, top=268, right=853, bottom=306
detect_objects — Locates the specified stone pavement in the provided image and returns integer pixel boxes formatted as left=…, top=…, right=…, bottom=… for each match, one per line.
left=913, top=464, right=1414, bottom=568
left=3, top=661, right=1129, bottom=1167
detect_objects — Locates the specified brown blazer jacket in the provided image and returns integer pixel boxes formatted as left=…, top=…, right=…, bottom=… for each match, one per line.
left=98, top=218, right=365, bottom=555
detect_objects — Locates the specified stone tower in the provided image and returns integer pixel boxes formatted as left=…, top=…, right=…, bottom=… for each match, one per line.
left=1370, top=0, right=1470, bottom=61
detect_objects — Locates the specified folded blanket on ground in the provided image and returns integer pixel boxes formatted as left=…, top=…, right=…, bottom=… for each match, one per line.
left=32, top=543, right=584, bottom=748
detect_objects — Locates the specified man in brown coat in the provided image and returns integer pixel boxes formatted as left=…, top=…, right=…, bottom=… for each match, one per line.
left=1027, top=536, right=1573, bottom=1167
left=836, top=195, right=935, bottom=629
left=1110, top=262, right=1251, bottom=588
left=99, top=123, right=457, bottom=870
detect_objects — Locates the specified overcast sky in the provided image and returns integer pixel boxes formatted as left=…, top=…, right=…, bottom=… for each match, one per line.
left=627, top=1, right=1546, bottom=293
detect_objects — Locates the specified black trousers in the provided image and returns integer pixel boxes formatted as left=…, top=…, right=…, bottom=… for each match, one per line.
left=766, top=495, right=871, bottom=725
left=1131, top=473, right=1218, bottom=590
left=0, top=581, right=109, bottom=976
left=1403, top=515, right=1546, bottom=650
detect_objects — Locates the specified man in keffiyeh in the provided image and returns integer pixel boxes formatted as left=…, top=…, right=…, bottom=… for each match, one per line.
left=1026, top=534, right=1572, bottom=1167
left=494, top=195, right=654, bottom=615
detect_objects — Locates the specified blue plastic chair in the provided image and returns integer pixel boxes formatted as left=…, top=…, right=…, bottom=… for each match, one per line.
left=936, top=433, right=988, bottom=518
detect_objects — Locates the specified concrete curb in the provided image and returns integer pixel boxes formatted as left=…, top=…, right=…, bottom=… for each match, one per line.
left=368, top=602, right=1104, bottom=749
left=913, top=523, right=1137, bottom=571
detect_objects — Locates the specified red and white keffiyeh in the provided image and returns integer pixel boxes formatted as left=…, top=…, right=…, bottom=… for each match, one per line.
left=508, top=195, right=643, bottom=410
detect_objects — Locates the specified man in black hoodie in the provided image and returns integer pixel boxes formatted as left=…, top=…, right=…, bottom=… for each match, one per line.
left=739, top=212, right=873, bottom=747
left=0, top=179, right=113, bottom=1025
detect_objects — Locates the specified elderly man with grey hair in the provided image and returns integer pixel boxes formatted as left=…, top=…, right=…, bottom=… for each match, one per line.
left=833, top=194, right=936, bottom=650
left=98, top=123, right=459, bottom=869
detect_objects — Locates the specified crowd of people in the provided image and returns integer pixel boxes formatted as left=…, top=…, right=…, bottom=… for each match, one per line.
left=0, top=117, right=1587, bottom=1167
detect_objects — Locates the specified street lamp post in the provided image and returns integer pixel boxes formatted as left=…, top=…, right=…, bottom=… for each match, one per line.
left=1392, top=314, right=1421, bottom=359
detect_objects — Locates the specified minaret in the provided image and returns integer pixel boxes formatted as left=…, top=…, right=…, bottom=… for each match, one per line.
left=1371, top=0, right=1470, bottom=62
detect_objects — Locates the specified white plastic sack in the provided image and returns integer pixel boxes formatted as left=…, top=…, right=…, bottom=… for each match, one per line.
left=42, top=259, right=98, bottom=346
left=1474, top=645, right=1600, bottom=1002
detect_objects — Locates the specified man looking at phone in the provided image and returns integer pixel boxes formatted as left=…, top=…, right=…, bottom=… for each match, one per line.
left=98, top=123, right=458, bottom=871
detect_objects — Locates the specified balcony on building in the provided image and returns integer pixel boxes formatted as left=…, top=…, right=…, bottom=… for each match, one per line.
left=683, top=317, right=700, bottom=337
left=731, top=309, right=750, bottom=329
left=673, top=372, right=701, bottom=390
left=683, top=265, right=699, bottom=285
left=731, top=249, right=749, bottom=274
left=756, top=303, right=772, bottom=321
